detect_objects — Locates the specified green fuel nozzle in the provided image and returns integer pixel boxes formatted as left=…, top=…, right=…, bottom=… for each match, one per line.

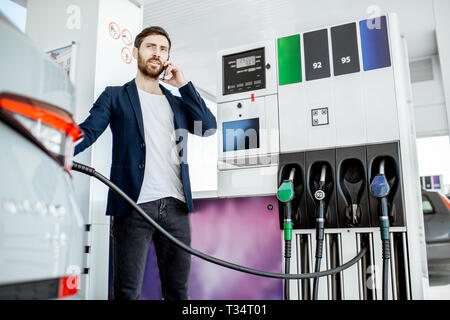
left=277, top=168, right=296, bottom=241
left=277, top=167, right=297, bottom=300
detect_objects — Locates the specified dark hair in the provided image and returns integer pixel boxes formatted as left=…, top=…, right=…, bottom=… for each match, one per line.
left=134, top=26, right=171, bottom=51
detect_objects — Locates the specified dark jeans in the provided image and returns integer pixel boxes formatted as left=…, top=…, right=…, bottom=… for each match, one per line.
left=111, top=196, right=191, bottom=300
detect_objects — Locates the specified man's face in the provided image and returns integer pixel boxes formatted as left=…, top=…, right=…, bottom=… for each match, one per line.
left=134, top=34, right=170, bottom=79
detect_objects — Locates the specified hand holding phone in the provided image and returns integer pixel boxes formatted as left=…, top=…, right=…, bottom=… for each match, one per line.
left=160, top=61, right=187, bottom=88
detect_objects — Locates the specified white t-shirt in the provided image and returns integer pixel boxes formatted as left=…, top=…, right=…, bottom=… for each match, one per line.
left=136, top=88, right=186, bottom=204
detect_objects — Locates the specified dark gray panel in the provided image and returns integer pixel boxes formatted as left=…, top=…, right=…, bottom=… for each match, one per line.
left=367, top=142, right=405, bottom=227
left=278, top=152, right=307, bottom=229
left=303, top=29, right=331, bottom=81
left=306, top=149, right=339, bottom=228
left=336, top=146, right=371, bottom=228
left=331, top=22, right=360, bottom=76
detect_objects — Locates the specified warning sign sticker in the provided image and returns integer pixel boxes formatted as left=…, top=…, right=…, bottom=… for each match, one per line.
left=122, top=29, right=133, bottom=46
left=109, top=22, right=120, bottom=39
left=121, top=47, right=132, bottom=64
left=311, top=107, right=329, bottom=126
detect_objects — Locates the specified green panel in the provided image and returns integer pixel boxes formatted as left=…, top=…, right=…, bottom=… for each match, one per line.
left=277, top=34, right=302, bottom=85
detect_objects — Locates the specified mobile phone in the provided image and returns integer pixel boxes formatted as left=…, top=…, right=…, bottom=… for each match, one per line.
left=160, top=56, right=172, bottom=80
left=159, top=65, right=168, bottom=80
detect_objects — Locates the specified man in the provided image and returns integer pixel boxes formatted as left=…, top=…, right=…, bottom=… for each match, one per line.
left=74, top=26, right=217, bottom=300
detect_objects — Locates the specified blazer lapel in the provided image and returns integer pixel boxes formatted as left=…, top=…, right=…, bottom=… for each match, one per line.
left=126, top=79, right=145, bottom=140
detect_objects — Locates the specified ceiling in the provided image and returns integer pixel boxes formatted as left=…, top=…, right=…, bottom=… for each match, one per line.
left=17, top=0, right=438, bottom=99
left=137, top=0, right=438, bottom=99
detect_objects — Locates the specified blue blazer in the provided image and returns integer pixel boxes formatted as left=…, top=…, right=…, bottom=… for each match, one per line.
left=74, top=79, right=217, bottom=216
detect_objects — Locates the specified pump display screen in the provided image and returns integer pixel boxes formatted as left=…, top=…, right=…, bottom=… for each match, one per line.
left=236, top=56, right=256, bottom=68
left=223, top=48, right=266, bottom=95
left=222, top=118, right=260, bottom=152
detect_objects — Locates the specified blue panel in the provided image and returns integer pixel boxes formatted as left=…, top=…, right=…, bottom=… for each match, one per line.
left=359, top=16, right=391, bottom=71
left=223, top=118, right=260, bottom=152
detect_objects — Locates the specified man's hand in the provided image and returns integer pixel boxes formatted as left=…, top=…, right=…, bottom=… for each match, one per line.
left=160, top=61, right=188, bottom=88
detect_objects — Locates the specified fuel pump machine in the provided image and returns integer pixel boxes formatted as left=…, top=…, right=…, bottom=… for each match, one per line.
left=216, top=14, right=428, bottom=300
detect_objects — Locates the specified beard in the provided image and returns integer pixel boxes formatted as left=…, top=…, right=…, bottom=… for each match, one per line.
left=137, top=53, right=164, bottom=79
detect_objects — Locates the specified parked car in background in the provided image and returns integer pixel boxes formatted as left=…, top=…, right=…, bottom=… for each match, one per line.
left=422, top=189, right=450, bottom=285
left=0, top=12, right=84, bottom=299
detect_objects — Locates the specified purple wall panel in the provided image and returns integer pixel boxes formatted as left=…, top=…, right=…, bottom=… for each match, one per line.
left=188, top=196, right=283, bottom=300
left=109, top=196, right=283, bottom=300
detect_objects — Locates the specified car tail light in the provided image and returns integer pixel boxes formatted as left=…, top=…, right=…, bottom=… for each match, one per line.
left=439, top=193, right=450, bottom=211
left=0, top=92, right=83, bottom=172
left=58, top=275, right=79, bottom=298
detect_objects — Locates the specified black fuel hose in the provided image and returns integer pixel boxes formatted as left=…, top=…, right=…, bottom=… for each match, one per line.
left=369, top=159, right=392, bottom=300
left=284, top=251, right=290, bottom=298
left=284, top=201, right=292, bottom=300
left=312, top=199, right=325, bottom=300
left=312, top=165, right=327, bottom=300
left=381, top=198, right=391, bottom=300
left=72, top=161, right=367, bottom=281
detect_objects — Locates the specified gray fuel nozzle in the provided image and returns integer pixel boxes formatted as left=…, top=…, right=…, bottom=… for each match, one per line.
left=315, top=165, right=327, bottom=200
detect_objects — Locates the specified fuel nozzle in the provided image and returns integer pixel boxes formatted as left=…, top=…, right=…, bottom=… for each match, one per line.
left=370, top=160, right=391, bottom=235
left=369, top=159, right=391, bottom=300
left=277, top=167, right=296, bottom=242
left=311, top=165, right=328, bottom=300
left=313, top=166, right=327, bottom=246
left=314, top=165, right=327, bottom=244
left=311, top=164, right=332, bottom=207
left=277, top=167, right=296, bottom=300
left=314, top=165, right=327, bottom=200
left=370, top=160, right=390, bottom=198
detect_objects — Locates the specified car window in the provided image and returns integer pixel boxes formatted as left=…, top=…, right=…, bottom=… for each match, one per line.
left=422, top=195, right=434, bottom=214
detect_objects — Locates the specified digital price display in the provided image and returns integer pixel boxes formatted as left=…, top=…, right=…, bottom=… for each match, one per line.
left=236, top=56, right=256, bottom=69
left=223, top=47, right=266, bottom=95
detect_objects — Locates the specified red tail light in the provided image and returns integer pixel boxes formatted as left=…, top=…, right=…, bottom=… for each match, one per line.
left=439, top=193, right=450, bottom=211
left=58, top=275, right=79, bottom=298
left=0, top=92, right=83, bottom=171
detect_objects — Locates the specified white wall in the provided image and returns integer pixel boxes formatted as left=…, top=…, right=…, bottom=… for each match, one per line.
left=26, top=0, right=101, bottom=300
left=412, top=55, right=448, bottom=137
left=433, top=0, right=450, bottom=139
left=26, top=0, right=100, bottom=233
left=416, top=135, right=450, bottom=194
left=25, top=0, right=143, bottom=300
left=90, top=0, right=142, bottom=225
